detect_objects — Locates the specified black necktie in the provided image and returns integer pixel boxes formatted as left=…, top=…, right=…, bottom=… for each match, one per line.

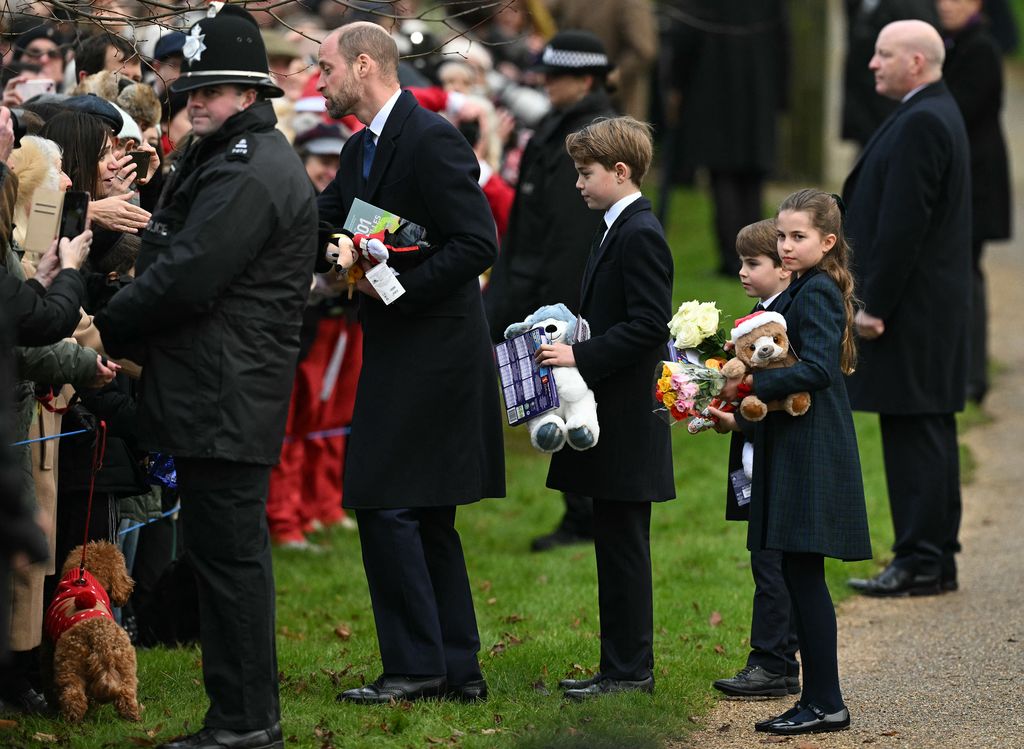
left=362, top=130, right=376, bottom=181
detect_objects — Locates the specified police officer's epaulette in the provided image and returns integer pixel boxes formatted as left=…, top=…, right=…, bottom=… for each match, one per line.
left=225, top=134, right=255, bottom=162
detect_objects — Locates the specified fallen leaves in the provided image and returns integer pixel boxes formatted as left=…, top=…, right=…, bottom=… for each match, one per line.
left=333, top=624, right=352, bottom=640
left=709, top=610, right=723, bottom=627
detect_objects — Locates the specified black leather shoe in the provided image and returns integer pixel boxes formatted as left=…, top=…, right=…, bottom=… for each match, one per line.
left=445, top=678, right=488, bottom=702
left=712, top=665, right=790, bottom=697
left=941, top=576, right=959, bottom=592
left=338, top=675, right=446, bottom=704
left=848, top=565, right=941, bottom=597
left=755, top=701, right=803, bottom=731
left=530, top=529, right=591, bottom=552
left=157, top=723, right=283, bottom=749
left=0, top=687, right=52, bottom=716
left=761, top=704, right=851, bottom=735
left=558, top=673, right=602, bottom=690
left=564, top=675, right=653, bottom=701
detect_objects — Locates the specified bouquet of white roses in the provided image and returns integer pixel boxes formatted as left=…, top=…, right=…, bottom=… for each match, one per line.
left=668, top=300, right=729, bottom=363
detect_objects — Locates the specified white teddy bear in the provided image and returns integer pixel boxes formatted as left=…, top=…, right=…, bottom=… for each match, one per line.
left=504, top=303, right=600, bottom=454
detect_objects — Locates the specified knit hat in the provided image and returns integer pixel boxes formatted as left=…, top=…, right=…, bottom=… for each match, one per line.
left=531, top=30, right=613, bottom=77
left=170, top=3, right=283, bottom=98
left=730, top=310, right=787, bottom=343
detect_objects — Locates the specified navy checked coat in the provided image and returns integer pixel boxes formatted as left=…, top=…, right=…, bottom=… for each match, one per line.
left=746, top=269, right=871, bottom=561
left=546, top=197, right=675, bottom=503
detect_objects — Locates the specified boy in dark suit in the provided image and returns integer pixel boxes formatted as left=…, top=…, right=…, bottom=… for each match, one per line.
left=712, top=219, right=801, bottom=698
left=535, top=117, right=674, bottom=700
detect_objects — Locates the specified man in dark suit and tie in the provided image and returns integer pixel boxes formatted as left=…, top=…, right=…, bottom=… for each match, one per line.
left=315, top=22, right=505, bottom=703
left=842, top=20, right=971, bottom=597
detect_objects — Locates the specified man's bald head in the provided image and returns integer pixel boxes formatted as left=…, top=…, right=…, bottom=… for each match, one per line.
left=870, top=20, right=945, bottom=100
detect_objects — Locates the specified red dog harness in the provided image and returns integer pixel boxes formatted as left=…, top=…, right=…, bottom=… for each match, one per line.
left=44, top=569, right=113, bottom=641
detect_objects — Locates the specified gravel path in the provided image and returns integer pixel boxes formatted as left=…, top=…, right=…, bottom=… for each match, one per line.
left=673, top=63, right=1024, bottom=749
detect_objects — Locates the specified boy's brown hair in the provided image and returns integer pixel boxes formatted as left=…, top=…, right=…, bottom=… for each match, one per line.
left=565, top=116, right=653, bottom=186
left=736, top=219, right=781, bottom=266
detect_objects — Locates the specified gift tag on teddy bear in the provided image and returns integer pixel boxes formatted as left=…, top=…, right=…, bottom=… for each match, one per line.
left=365, top=262, right=405, bottom=305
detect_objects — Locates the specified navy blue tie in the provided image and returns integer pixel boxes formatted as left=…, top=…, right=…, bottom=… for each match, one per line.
left=362, top=130, right=376, bottom=181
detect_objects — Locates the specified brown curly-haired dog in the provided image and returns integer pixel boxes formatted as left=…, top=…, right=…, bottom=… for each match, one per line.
left=43, top=541, right=140, bottom=722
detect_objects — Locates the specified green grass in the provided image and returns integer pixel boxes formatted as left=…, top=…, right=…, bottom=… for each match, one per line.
left=6, top=187, right=934, bottom=748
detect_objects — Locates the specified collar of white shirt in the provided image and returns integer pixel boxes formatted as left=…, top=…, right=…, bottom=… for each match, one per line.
left=901, top=82, right=930, bottom=104
left=760, top=290, right=784, bottom=309
left=366, top=88, right=403, bottom=144
left=601, top=191, right=643, bottom=242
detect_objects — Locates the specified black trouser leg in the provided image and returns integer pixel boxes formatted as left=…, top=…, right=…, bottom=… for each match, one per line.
left=557, top=492, right=593, bottom=536
left=593, top=499, right=653, bottom=680
left=175, top=458, right=278, bottom=731
left=418, top=507, right=483, bottom=685
left=747, top=549, right=799, bottom=677
left=966, top=240, right=988, bottom=402
left=355, top=507, right=481, bottom=682
left=709, top=169, right=765, bottom=276
left=781, top=552, right=842, bottom=712
left=879, top=414, right=961, bottom=578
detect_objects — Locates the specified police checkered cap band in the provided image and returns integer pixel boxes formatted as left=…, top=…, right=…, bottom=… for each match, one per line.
left=541, top=46, right=609, bottom=69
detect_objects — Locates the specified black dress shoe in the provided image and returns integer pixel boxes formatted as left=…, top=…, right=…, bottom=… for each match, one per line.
left=848, top=565, right=941, bottom=597
left=530, top=529, right=591, bottom=552
left=338, top=675, right=446, bottom=704
left=941, top=576, right=959, bottom=592
left=761, top=703, right=851, bottom=735
left=755, top=701, right=803, bottom=731
left=157, top=723, right=283, bottom=749
left=712, top=665, right=790, bottom=697
left=0, top=687, right=52, bottom=716
left=445, top=678, right=488, bottom=702
left=785, top=676, right=800, bottom=694
left=563, top=675, right=653, bottom=701
left=558, top=673, right=602, bottom=690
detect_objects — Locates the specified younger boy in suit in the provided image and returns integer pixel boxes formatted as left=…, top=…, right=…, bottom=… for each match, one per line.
left=712, top=219, right=800, bottom=697
left=535, top=117, right=674, bottom=700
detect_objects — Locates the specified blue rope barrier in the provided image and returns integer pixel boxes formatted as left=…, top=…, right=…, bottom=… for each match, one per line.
left=117, top=504, right=182, bottom=536
left=10, top=428, right=90, bottom=448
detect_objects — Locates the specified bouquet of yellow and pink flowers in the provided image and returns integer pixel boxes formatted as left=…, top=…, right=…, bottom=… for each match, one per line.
left=653, top=360, right=726, bottom=425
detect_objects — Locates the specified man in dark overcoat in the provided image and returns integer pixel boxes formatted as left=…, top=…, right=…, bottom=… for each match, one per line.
left=315, top=22, right=505, bottom=704
left=939, top=1, right=1013, bottom=403
left=842, top=20, right=971, bottom=597
left=662, top=0, right=788, bottom=273
left=95, top=7, right=318, bottom=748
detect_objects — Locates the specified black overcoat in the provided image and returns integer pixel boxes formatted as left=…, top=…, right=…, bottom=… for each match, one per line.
left=842, top=81, right=971, bottom=414
left=483, top=90, right=615, bottom=341
left=944, top=21, right=1012, bottom=242
left=546, top=198, right=674, bottom=503
left=95, top=102, right=319, bottom=465
left=317, top=91, right=505, bottom=509
left=746, top=270, right=871, bottom=561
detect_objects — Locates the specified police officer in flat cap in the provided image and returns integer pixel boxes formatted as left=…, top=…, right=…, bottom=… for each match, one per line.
left=95, top=5, right=317, bottom=748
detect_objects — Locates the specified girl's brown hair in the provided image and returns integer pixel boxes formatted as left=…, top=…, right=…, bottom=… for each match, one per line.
left=777, top=188, right=858, bottom=374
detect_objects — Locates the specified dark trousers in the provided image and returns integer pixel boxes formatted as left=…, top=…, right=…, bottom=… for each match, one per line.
left=175, top=458, right=279, bottom=731
left=593, top=498, right=652, bottom=680
left=557, top=492, right=593, bottom=536
left=879, top=413, right=962, bottom=580
left=354, top=506, right=482, bottom=685
left=709, top=169, right=765, bottom=276
left=967, top=239, right=988, bottom=402
left=781, top=553, right=843, bottom=713
left=747, top=549, right=799, bottom=677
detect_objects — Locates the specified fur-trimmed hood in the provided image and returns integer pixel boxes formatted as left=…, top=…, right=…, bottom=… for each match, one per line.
left=8, top=135, right=62, bottom=247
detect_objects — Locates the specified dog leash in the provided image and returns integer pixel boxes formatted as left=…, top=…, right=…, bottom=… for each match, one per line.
left=77, top=420, right=108, bottom=584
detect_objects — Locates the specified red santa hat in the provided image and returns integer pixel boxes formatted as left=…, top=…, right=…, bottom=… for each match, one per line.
left=731, top=310, right=787, bottom=343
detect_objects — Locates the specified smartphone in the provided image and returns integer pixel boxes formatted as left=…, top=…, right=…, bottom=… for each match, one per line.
left=59, top=191, right=90, bottom=240
left=127, top=150, right=151, bottom=181
left=15, top=78, right=55, bottom=102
